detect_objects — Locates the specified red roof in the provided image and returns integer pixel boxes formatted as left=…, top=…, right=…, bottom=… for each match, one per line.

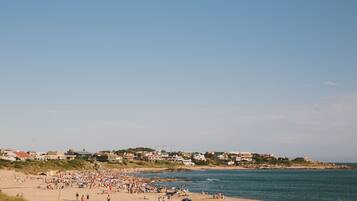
left=15, top=151, right=30, bottom=158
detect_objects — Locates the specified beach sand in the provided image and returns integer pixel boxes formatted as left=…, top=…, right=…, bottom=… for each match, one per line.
left=0, top=170, right=256, bottom=201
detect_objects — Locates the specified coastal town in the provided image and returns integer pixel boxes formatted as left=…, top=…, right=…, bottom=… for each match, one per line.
left=0, top=147, right=319, bottom=201
left=2, top=0, right=356, bottom=200
left=0, top=147, right=345, bottom=201
left=0, top=147, right=315, bottom=167
left=0, top=147, right=272, bottom=201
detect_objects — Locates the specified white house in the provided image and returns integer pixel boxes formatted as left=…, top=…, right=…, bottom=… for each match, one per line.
left=182, top=159, right=195, bottom=166
left=236, top=152, right=253, bottom=162
left=45, top=151, right=67, bottom=160
left=218, top=153, right=229, bottom=161
left=227, top=161, right=235, bottom=166
left=193, top=153, right=206, bottom=161
left=0, top=150, right=17, bottom=161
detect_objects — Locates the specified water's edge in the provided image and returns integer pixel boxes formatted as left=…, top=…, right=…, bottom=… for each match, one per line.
left=138, top=169, right=357, bottom=201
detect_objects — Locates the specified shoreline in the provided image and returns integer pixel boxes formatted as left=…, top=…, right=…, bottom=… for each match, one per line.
left=1, top=166, right=354, bottom=201
left=0, top=169, right=257, bottom=201
left=126, top=163, right=353, bottom=174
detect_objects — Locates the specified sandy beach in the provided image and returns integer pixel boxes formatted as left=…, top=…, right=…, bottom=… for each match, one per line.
left=0, top=170, right=256, bottom=201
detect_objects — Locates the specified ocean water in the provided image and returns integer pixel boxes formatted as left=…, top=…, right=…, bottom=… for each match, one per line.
left=138, top=169, right=357, bottom=201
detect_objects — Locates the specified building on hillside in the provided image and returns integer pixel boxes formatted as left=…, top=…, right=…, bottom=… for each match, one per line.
left=259, top=153, right=277, bottom=161
left=159, top=151, right=170, bottom=160
left=123, top=152, right=135, bottom=161
left=95, top=152, right=123, bottom=162
left=218, top=153, right=229, bottom=161
left=0, top=149, right=17, bottom=161
left=26, top=151, right=37, bottom=160
left=143, top=152, right=161, bottom=161
left=227, top=161, right=235, bottom=166
left=193, top=153, right=206, bottom=161
left=109, top=153, right=123, bottom=162
left=182, top=159, right=195, bottom=166
left=179, top=152, right=192, bottom=159
left=236, top=152, right=253, bottom=162
left=166, top=155, right=184, bottom=162
left=303, top=156, right=314, bottom=162
left=14, top=151, right=30, bottom=161
left=44, top=151, right=76, bottom=160
left=27, top=151, right=47, bottom=160
left=228, top=152, right=239, bottom=159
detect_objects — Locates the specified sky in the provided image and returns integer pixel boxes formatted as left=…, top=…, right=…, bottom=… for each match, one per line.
left=1, top=1, right=357, bottom=162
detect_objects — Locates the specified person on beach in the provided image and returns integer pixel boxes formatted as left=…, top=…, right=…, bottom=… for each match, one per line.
left=81, top=194, right=85, bottom=201
left=107, top=194, right=111, bottom=201
left=86, top=194, right=90, bottom=201
left=76, top=193, right=79, bottom=201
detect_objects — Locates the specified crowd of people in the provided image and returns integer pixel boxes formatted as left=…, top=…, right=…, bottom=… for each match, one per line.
left=39, top=170, right=163, bottom=194
left=0, top=170, right=229, bottom=201
left=35, top=170, right=197, bottom=201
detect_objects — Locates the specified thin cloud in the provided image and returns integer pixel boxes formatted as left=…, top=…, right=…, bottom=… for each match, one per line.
left=323, top=81, right=338, bottom=86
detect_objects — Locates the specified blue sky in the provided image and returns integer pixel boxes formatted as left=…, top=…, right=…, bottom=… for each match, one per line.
left=1, top=1, right=357, bottom=161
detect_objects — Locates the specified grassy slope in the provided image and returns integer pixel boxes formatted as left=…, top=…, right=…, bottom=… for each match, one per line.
left=0, top=159, right=180, bottom=174
left=0, top=159, right=340, bottom=175
left=103, top=160, right=178, bottom=169
left=0, top=159, right=93, bottom=174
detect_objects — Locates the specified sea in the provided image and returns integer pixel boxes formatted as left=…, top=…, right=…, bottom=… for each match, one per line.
left=138, top=167, right=357, bottom=201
